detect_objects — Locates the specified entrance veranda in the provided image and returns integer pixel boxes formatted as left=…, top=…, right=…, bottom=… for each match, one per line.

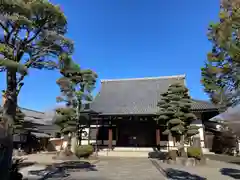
left=91, top=115, right=167, bottom=149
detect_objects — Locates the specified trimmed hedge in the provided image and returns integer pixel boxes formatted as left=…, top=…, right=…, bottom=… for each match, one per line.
left=75, top=145, right=94, bottom=158
left=187, top=147, right=202, bottom=160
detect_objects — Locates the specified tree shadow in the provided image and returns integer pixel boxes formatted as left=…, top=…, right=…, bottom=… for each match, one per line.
left=220, top=168, right=240, bottom=179
left=148, top=151, right=167, bottom=160
left=150, top=159, right=206, bottom=180
left=165, top=168, right=207, bottom=180
left=19, top=161, right=36, bottom=168
left=54, top=161, right=98, bottom=171
left=28, top=161, right=97, bottom=179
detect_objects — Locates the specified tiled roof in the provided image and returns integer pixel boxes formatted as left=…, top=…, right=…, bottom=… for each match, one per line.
left=90, top=75, right=218, bottom=115
left=20, top=107, right=47, bottom=125
left=191, top=99, right=219, bottom=112
left=36, top=124, right=59, bottom=136
left=0, top=106, right=52, bottom=125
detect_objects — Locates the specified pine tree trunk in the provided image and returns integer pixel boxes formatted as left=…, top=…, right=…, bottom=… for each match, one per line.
left=67, top=132, right=72, bottom=151
left=71, top=135, right=77, bottom=153
left=60, top=135, right=64, bottom=150
left=0, top=70, right=17, bottom=180
left=178, top=135, right=187, bottom=157
left=168, top=133, right=172, bottom=151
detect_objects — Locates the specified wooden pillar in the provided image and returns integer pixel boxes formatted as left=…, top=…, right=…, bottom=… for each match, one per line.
left=108, top=128, right=113, bottom=149
left=156, top=120, right=161, bottom=146
left=156, top=128, right=160, bottom=146
left=108, top=119, right=113, bottom=149
left=101, top=119, right=104, bottom=145
left=116, top=126, right=118, bottom=141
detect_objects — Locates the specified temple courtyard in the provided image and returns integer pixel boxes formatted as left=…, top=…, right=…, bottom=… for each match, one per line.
left=19, top=153, right=240, bottom=180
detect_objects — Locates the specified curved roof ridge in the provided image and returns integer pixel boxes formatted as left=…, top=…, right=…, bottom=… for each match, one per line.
left=101, top=74, right=186, bottom=82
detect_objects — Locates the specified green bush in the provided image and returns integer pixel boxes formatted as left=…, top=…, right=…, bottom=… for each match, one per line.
left=75, top=145, right=94, bottom=159
left=167, top=150, right=178, bottom=161
left=187, top=147, right=202, bottom=160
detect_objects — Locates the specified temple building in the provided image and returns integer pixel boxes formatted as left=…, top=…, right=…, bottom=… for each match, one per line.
left=85, top=74, right=219, bottom=151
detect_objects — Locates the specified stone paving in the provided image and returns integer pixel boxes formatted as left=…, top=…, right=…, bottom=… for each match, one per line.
left=21, top=154, right=240, bottom=180
left=205, top=154, right=240, bottom=164
left=69, top=158, right=166, bottom=180
left=151, top=158, right=240, bottom=180
left=23, top=157, right=166, bottom=180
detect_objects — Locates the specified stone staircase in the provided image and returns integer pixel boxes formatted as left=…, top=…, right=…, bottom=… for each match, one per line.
left=96, top=147, right=154, bottom=157
left=96, top=147, right=214, bottom=157
left=97, top=150, right=149, bottom=157
left=202, top=148, right=215, bottom=154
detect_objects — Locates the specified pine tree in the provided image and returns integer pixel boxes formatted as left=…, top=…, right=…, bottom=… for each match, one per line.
left=55, top=107, right=77, bottom=151
left=156, top=83, right=199, bottom=147
left=0, top=106, right=25, bottom=133
left=55, top=54, right=97, bottom=149
left=0, top=1, right=73, bottom=178
left=201, top=0, right=240, bottom=108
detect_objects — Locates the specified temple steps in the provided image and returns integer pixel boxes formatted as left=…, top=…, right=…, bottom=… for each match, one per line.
left=96, top=150, right=150, bottom=157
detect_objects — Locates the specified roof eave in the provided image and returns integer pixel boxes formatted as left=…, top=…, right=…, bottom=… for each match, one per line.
left=95, top=108, right=219, bottom=116
left=98, top=113, right=156, bottom=116
left=100, top=74, right=186, bottom=83
left=191, top=108, right=219, bottom=112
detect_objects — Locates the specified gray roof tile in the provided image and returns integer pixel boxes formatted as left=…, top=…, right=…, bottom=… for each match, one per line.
left=191, top=99, right=219, bottom=111
left=90, top=75, right=218, bottom=115
left=20, top=108, right=44, bottom=119
left=0, top=106, right=52, bottom=125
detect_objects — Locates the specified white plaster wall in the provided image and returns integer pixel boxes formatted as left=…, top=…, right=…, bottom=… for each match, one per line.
left=81, top=140, right=117, bottom=145
left=49, top=138, right=67, bottom=151
left=80, top=126, right=117, bottom=146
left=192, top=121, right=205, bottom=148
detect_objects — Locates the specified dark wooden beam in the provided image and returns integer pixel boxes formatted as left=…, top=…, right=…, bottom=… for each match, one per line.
left=156, top=121, right=160, bottom=146
left=108, top=117, right=113, bottom=149
left=156, top=128, right=160, bottom=146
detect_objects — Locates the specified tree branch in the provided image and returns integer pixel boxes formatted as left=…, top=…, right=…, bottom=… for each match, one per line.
left=25, top=19, right=47, bottom=44
left=0, top=22, right=9, bottom=35
left=6, top=23, right=17, bottom=43
left=16, top=43, right=55, bottom=85
left=11, top=28, right=21, bottom=48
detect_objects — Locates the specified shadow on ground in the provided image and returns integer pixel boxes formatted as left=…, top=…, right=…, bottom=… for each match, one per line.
left=165, top=168, right=207, bottom=180
left=148, top=151, right=167, bottom=159
left=150, top=159, right=206, bottom=180
left=19, top=162, right=36, bottom=169
left=28, top=161, right=97, bottom=179
left=220, top=168, right=240, bottom=179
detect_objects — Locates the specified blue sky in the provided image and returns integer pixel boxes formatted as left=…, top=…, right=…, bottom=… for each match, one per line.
left=0, top=0, right=220, bottom=111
